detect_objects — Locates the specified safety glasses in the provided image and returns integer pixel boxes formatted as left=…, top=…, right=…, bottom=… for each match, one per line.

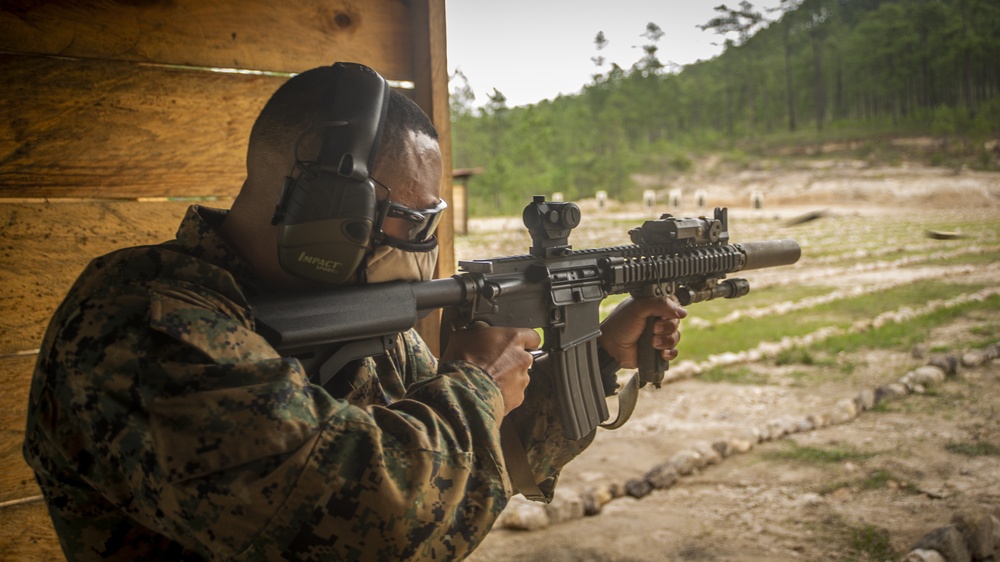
left=370, top=176, right=448, bottom=243
left=382, top=198, right=448, bottom=243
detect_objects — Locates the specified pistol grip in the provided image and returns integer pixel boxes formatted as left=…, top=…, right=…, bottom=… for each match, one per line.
left=637, top=317, right=668, bottom=387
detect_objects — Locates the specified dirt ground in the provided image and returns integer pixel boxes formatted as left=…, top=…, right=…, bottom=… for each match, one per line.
left=464, top=158, right=1000, bottom=562
left=469, top=340, right=1000, bottom=562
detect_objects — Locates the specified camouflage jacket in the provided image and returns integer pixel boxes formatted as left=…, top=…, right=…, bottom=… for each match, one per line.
left=23, top=206, right=593, bottom=562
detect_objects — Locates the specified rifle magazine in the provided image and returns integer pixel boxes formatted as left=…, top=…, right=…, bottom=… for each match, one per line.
left=552, top=339, right=608, bottom=440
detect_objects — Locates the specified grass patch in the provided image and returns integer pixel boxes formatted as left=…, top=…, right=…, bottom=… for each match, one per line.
left=681, top=280, right=992, bottom=362
left=786, top=369, right=817, bottom=383
left=809, top=281, right=984, bottom=321
left=847, top=524, right=897, bottom=562
left=762, top=442, right=874, bottom=465
left=776, top=346, right=821, bottom=366
left=811, top=512, right=898, bottom=561
left=945, top=440, right=1000, bottom=457
left=969, top=324, right=1000, bottom=349
left=919, top=250, right=1000, bottom=267
left=681, top=314, right=835, bottom=362
left=858, top=469, right=895, bottom=491
left=692, top=285, right=830, bottom=322
left=698, top=366, right=771, bottom=385
left=869, top=400, right=894, bottom=413
left=818, top=469, right=916, bottom=499
left=811, top=293, right=1000, bottom=356
left=970, top=324, right=998, bottom=339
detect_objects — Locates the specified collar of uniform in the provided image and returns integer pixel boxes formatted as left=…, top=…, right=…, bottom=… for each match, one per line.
left=173, top=205, right=267, bottom=296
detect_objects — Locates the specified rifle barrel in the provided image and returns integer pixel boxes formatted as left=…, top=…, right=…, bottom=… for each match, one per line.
left=740, top=239, right=801, bottom=271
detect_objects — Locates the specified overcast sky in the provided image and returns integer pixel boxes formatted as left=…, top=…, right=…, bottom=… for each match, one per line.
left=446, top=0, right=783, bottom=107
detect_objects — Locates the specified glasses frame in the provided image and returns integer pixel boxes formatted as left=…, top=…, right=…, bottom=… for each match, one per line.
left=383, top=198, right=448, bottom=243
left=371, top=177, right=448, bottom=243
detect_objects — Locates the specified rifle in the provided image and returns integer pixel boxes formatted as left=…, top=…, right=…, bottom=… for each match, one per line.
left=250, top=196, right=801, bottom=442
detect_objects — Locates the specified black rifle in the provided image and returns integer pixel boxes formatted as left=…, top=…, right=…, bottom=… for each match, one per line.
left=251, top=196, right=800, bottom=441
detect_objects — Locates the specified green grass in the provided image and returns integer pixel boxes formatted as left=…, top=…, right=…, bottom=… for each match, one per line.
left=919, top=250, right=1000, bottom=267
left=858, top=469, right=898, bottom=491
left=817, top=469, right=918, bottom=502
left=847, top=524, right=897, bottom=562
left=869, top=400, right=895, bottom=413
left=682, top=284, right=995, bottom=363
left=811, top=281, right=985, bottom=321
left=775, top=347, right=822, bottom=367
left=761, top=442, right=874, bottom=465
left=945, top=440, right=1000, bottom=457
left=681, top=281, right=984, bottom=361
left=805, top=513, right=898, bottom=561
left=970, top=324, right=998, bottom=338
left=969, top=324, right=1000, bottom=349
left=680, top=314, right=833, bottom=362
left=809, top=293, right=1000, bottom=357
left=698, top=366, right=772, bottom=385
left=687, top=284, right=830, bottom=322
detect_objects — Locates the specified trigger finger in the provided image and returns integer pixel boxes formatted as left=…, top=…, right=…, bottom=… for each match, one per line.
left=520, top=328, right=542, bottom=349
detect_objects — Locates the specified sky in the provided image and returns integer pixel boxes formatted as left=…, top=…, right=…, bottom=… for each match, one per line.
left=446, top=0, right=784, bottom=108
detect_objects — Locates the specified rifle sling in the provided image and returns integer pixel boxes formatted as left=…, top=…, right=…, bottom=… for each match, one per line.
left=600, top=373, right=639, bottom=430
left=499, top=419, right=548, bottom=502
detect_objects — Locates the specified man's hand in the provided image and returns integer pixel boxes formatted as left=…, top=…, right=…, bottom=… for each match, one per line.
left=440, top=325, right=541, bottom=415
left=597, top=296, right=687, bottom=369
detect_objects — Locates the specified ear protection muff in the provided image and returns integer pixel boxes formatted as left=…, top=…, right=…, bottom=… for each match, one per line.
left=271, top=62, right=390, bottom=285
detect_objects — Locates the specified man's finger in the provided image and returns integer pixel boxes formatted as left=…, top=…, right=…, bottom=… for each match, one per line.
left=516, top=328, right=542, bottom=350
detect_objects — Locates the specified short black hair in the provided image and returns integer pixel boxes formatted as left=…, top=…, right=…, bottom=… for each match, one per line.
left=247, top=65, right=437, bottom=175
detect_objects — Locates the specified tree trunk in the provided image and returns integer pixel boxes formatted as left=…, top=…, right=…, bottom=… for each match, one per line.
left=784, top=27, right=797, bottom=132
left=812, top=31, right=826, bottom=131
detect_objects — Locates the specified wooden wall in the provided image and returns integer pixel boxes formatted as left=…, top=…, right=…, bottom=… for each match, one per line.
left=0, top=2, right=452, bottom=559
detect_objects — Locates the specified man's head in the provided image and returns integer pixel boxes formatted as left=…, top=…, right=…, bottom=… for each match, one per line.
left=223, top=63, right=444, bottom=290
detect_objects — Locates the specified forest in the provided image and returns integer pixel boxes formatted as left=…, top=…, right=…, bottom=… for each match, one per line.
left=449, top=0, right=1000, bottom=216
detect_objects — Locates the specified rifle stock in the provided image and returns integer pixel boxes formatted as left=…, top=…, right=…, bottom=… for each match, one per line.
left=250, top=197, right=801, bottom=440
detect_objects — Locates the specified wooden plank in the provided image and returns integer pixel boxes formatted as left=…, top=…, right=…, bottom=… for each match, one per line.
left=0, top=354, right=39, bottom=504
left=0, top=54, right=278, bottom=198
left=0, top=53, right=440, bottom=199
left=0, top=331, right=59, bottom=558
left=0, top=200, right=198, bottom=355
left=0, top=0, right=415, bottom=77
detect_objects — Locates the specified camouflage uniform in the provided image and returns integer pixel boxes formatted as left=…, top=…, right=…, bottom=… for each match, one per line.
left=23, top=206, right=593, bottom=561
